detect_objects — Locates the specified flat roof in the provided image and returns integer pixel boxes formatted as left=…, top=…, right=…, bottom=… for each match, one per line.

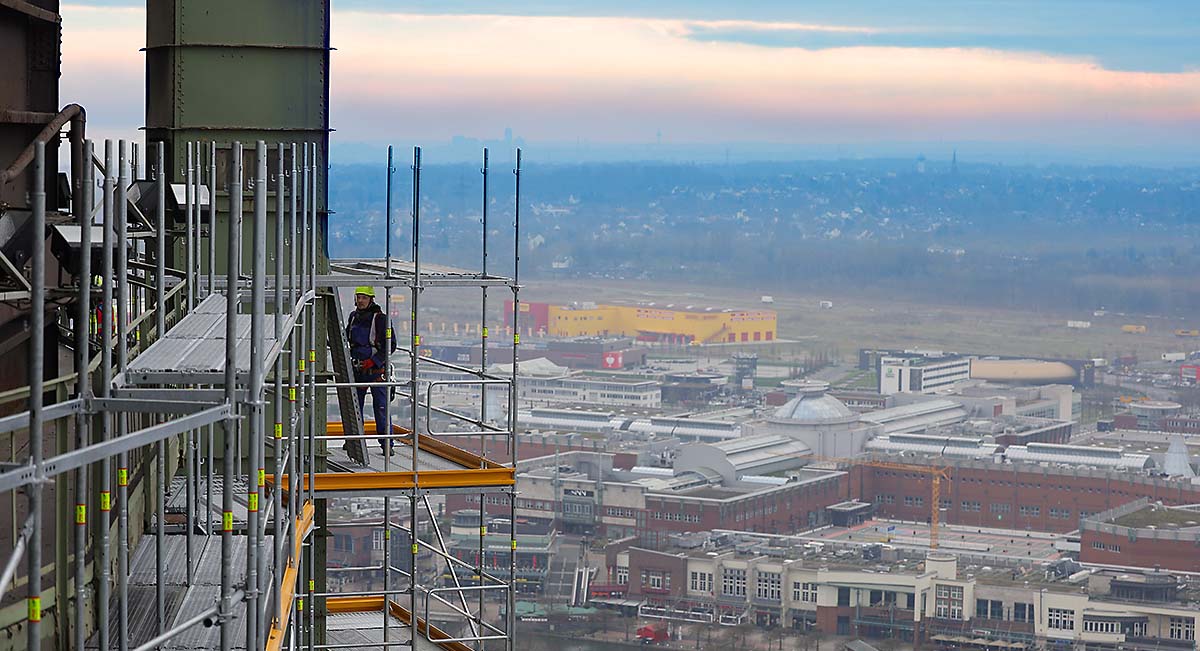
left=1108, top=505, right=1200, bottom=529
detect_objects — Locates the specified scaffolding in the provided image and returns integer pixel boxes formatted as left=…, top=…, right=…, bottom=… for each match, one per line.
left=0, top=137, right=522, bottom=651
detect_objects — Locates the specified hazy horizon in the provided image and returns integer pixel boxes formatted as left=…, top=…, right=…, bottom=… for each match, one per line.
left=63, top=1, right=1200, bottom=167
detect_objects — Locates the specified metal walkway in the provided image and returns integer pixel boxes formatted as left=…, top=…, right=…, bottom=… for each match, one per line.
left=2, top=138, right=524, bottom=651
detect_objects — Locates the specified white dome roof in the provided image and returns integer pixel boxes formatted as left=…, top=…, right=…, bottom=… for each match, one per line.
left=772, top=381, right=855, bottom=422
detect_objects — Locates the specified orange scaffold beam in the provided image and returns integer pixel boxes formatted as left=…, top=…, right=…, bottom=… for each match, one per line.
left=266, top=422, right=515, bottom=492
left=324, top=595, right=477, bottom=651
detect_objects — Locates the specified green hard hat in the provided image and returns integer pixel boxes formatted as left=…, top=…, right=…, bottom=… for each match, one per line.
left=354, top=286, right=376, bottom=297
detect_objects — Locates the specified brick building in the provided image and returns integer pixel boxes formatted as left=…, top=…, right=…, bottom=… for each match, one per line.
left=1080, top=499, right=1200, bottom=573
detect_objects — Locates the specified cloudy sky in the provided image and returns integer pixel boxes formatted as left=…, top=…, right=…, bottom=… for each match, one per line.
left=63, top=1, right=1200, bottom=164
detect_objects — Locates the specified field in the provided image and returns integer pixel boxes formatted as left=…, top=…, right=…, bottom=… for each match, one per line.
left=414, top=277, right=1198, bottom=364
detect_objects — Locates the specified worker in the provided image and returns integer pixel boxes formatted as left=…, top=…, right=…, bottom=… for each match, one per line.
left=346, top=286, right=396, bottom=455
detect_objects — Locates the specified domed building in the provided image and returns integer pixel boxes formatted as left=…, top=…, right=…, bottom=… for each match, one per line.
left=749, top=380, right=879, bottom=458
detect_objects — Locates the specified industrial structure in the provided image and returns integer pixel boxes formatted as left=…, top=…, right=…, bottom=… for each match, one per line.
left=0, top=2, right=523, bottom=649
left=505, top=300, right=777, bottom=345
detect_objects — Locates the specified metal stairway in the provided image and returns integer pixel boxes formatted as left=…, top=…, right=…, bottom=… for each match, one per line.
left=325, top=289, right=368, bottom=465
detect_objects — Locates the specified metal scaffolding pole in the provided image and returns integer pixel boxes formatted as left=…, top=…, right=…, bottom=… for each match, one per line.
left=508, top=147, right=522, bottom=651
left=73, top=138, right=94, bottom=651
left=183, top=142, right=196, bottom=582
left=207, top=141, right=217, bottom=533
left=220, top=142, right=243, bottom=651
left=246, top=140, right=267, bottom=651
left=477, top=146, right=489, bottom=651
left=383, top=143, right=393, bottom=644
left=288, top=142, right=300, bottom=651
left=26, top=139, right=46, bottom=651
left=98, top=139, right=115, bottom=651
left=117, top=141, right=132, bottom=651
left=308, top=141, right=319, bottom=651
left=185, top=142, right=195, bottom=310
left=302, top=142, right=313, bottom=651
left=153, top=140, right=167, bottom=649
left=408, top=145, right=422, bottom=650
left=208, top=142, right=217, bottom=297
left=272, top=141, right=286, bottom=639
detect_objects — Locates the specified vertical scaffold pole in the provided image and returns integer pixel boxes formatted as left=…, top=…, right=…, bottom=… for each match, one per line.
left=273, top=141, right=286, bottom=638
left=305, top=142, right=316, bottom=651
left=409, top=145, right=422, bottom=649
left=308, top=141, right=319, bottom=650
left=221, top=142, right=243, bottom=651
left=185, top=142, right=195, bottom=310
left=209, top=142, right=217, bottom=297
left=74, top=139, right=94, bottom=651
left=246, top=140, right=267, bottom=651
left=508, top=147, right=522, bottom=651
left=383, top=143, right=393, bottom=643
left=288, top=142, right=299, bottom=651
left=478, top=147, right=489, bottom=651
left=154, top=141, right=167, bottom=649
left=97, top=139, right=114, bottom=651
left=116, top=141, right=131, bottom=651
left=207, top=142, right=217, bottom=533
left=26, top=140, right=46, bottom=651
left=297, top=142, right=310, bottom=650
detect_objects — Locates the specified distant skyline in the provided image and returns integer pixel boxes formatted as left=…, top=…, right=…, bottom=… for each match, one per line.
left=63, top=2, right=1200, bottom=165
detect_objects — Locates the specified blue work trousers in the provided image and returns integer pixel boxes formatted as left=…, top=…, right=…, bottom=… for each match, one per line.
left=356, top=378, right=390, bottom=451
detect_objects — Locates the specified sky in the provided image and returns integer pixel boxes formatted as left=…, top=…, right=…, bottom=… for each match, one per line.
left=62, top=1, right=1200, bottom=165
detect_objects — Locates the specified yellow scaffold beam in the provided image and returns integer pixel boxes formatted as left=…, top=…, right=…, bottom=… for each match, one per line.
left=265, top=500, right=315, bottom=651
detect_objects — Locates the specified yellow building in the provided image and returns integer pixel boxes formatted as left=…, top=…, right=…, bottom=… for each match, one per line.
left=521, top=301, right=777, bottom=344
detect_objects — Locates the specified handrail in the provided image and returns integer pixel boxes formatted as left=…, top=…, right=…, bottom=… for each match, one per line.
left=0, top=279, right=189, bottom=408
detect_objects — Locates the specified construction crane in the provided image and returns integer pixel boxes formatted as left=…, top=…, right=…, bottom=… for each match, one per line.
left=803, top=455, right=952, bottom=549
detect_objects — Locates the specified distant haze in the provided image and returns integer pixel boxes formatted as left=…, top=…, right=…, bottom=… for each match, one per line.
left=64, top=1, right=1200, bottom=166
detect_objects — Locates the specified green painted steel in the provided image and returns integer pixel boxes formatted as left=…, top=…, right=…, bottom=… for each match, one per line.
left=145, top=0, right=330, bottom=212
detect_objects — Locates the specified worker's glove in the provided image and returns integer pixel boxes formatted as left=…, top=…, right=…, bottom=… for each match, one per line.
left=360, top=359, right=376, bottom=371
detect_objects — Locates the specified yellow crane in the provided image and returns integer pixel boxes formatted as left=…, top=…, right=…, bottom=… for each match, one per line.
left=805, top=455, right=952, bottom=549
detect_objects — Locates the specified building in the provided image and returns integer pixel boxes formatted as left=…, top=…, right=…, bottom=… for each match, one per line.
left=506, top=300, right=777, bottom=345
left=449, top=446, right=849, bottom=546
left=927, top=381, right=1079, bottom=421
left=444, top=510, right=556, bottom=595
left=862, top=349, right=1095, bottom=389
left=661, top=371, right=726, bottom=405
left=865, top=433, right=1001, bottom=458
left=749, top=381, right=879, bottom=458
left=486, top=358, right=663, bottom=408
left=517, top=408, right=742, bottom=443
left=605, top=541, right=1200, bottom=651
left=859, top=456, right=1200, bottom=535
left=1081, top=500, right=1200, bottom=573
left=423, top=336, right=647, bottom=370
left=1002, top=443, right=1154, bottom=471
left=879, top=353, right=973, bottom=394
left=1113, top=401, right=1187, bottom=431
